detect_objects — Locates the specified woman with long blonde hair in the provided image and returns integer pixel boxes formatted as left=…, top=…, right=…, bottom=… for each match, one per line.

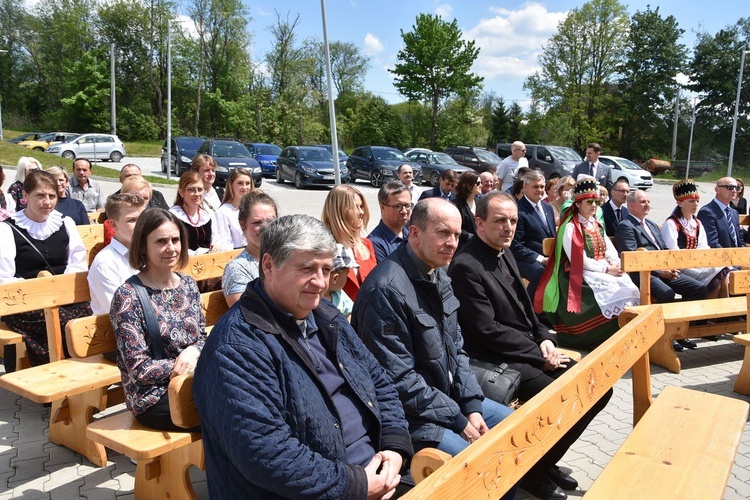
left=321, top=185, right=376, bottom=301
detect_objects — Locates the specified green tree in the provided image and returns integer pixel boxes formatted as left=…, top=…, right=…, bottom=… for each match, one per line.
left=489, top=97, right=509, bottom=147
left=390, top=14, right=483, bottom=149
left=507, top=102, right=524, bottom=142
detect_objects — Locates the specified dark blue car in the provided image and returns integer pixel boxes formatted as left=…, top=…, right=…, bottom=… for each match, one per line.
left=347, top=146, right=422, bottom=187
left=244, top=142, right=282, bottom=177
left=196, top=139, right=263, bottom=188
left=276, top=146, right=349, bottom=189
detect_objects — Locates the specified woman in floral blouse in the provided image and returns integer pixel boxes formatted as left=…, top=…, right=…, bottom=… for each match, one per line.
left=110, top=208, right=206, bottom=431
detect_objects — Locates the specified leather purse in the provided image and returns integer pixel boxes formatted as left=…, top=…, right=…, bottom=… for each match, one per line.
left=468, top=358, right=521, bottom=406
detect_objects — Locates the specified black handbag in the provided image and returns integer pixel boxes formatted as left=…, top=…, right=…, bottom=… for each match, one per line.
left=469, top=358, right=521, bottom=406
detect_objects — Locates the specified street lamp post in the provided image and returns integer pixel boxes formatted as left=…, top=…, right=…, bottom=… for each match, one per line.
left=167, top=19, right=172, bottom=181
left=0, top=49, right=8, bottom=141
left=686, top=98, right=697, bottom=179
left=728, top=48, right=749, bottom=176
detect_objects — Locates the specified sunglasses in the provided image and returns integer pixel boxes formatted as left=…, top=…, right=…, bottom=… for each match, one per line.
left=584, top=199, right=602, bottom=206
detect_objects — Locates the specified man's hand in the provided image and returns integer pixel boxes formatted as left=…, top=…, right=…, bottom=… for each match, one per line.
left=461, top=412, right=488, bottom=444
left=364, top=452, right=401, bottom=500
left=540, top=339, right=570, bottom=371
left=658, top=269, right=680, bottom=280
left=540, top=256, right=550, bottom=266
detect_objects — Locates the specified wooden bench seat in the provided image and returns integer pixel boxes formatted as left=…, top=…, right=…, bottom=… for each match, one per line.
left=727, top=270, right=750, bottom=395
left=403, top=305, right=749, bottom=499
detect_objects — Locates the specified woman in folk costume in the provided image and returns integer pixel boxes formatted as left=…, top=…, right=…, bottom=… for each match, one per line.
left=661, top=179, right=729, bottom=299
left=535, top=178, right=639, bottom=349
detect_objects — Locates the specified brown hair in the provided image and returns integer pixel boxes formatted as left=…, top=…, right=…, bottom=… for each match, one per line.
left=238, top=190, right=278, bottom=226
left=128, top=208, right=189, bottom=270
left=174, top=171, right=204, bottom=208
left=106, top=193, right=147, bottom=221
left=454, top=170, right=479, bottom=200
left=321, top=185, right=370, bottom=258
left=23, top=169, right=58, bottom=195
left=222, top=168, right=255, bottom=203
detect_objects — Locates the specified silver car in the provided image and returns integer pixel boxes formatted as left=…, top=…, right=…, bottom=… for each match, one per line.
left=46, top=133, right=126, bottom=162
left=599, top=155, right=653, bottom=190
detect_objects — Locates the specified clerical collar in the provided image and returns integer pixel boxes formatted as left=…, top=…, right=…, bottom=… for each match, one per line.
left=406, top=244, right=435, bottom=280
left=497, top=249, right=505, bottom=258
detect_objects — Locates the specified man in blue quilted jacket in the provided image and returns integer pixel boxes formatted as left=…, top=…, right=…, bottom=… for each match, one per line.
left=193, top=214, right=413, bottom=499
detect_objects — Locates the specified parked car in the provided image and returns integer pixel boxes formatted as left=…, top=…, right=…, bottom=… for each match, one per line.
left=196, top=139, right=262, bottom=188
left=46, top=133, right=125, bottom=162
left=497, top=143, right=582, bottom=180
left=444, top=146, right=501, bottom=173
left=309, top=144, right=349, bottom=164
left=244, top=142, right=282, bottom=177
left=9, top=132, right=45, bottom=144
left=276, top=146, right=349, bottom=189
left=406, top=150, right=472, bottom=186
left=402, top=147, right=433, bottom=157
left=347, top=146, right=422, bottom=187
left=161, top=136, right=206, bottom=175
left=599, top=155, right=653, bottom=190
left=20, top=132, right=78, bottom=152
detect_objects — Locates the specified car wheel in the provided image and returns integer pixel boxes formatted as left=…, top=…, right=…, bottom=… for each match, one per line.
left=294, top=172, right=304, bottom=189
left=276, top=167, right=284, bottom=183
left=430, top=172, right=440, bottom=187
left=255, top=177, right=263, bottom=188
left=109, top=151, right=123, bottom=162
left=61, top=151, right=75, bottom=160
left=33, top=147, right=44, bottom=152
left=370, top=170, right=383, bottom=188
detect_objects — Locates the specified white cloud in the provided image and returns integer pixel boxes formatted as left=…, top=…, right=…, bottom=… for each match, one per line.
left=466, top=3, right=568, bottom=83
left=363, top=33, right=385, bottom=56
left=435, top=4, right=453, bottom=19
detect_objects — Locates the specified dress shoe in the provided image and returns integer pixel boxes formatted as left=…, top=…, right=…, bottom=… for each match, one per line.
left=521, top=474, right=567, bottom=500
left=677, top=339, right=697, bottom=349
left=672, top=341, right=684, bottom=352
left=705, top=335, right=721, bottom=341
left=547, top=466, right=578, bottom=490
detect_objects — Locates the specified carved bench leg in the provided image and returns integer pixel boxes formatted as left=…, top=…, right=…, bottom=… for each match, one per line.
left=734, top=346, right=750, bottom=396
left=49, top=389, right=109, bottom=467
left=134, top=439, right=204, bottom=499
left=648, top=324, right=682, bottom=374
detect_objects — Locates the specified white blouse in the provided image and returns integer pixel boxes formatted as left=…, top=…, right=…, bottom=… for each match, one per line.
left=214, top=203, right=246, bottom=249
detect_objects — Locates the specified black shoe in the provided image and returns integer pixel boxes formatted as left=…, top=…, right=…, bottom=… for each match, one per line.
left=677, top=339, right=697, bottom=349
left=672, top=341, right=684, bottom=352
left=521, top=474, right=567, bottom=500
left=705, top=335, right=721, bottom=341
left=547, top=466, right=578, bottom=490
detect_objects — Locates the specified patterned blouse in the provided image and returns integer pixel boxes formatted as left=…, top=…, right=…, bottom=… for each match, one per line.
left=221, top=249, right=259, bottom=297
left=7, top=181, right=25, bottom=211
left=110, top=273, right=206, bottom=415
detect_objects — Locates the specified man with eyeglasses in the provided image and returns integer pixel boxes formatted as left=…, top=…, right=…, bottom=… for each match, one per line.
left=601, top=178, right=630, bottom=236
left=497, top=141, right=528, bottom=192
left=698, top=177, right=749, bottom=248
left=368, top=181, right=412, bottom=263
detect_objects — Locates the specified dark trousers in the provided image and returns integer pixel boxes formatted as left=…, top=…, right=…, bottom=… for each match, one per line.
left=135, top=392, right=200, bottom=433
left=507, top=359, right=613, bottom=475
left=630, top=272, right=708, bottom=304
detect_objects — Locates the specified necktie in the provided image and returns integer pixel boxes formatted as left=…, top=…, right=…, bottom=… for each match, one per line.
left=641, top=220, right=659, bottom=248
left=726, top=207, right=738, bottom=246
left=590, top=163, right=595, bottom=176
left=535, top=204, right=549, bottom=232
left=615, top=207, right=621, bottom=223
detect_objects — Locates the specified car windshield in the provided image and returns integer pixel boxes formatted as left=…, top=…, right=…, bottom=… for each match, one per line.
left=213, top=142, right=251, bottom=158
left=475, top=150, right=501, bottom=163
left=63, top=135, right=81, bottom=143
left=374, top=148, right=407, bottom=161
left=615, top=158, right=643, bottom=170
left=177, top=138, right=205, bottom=150
left=36, top=133, right=56, bottom=141
left=299, top=148, right=333, bottom=161
left=429, top=152, right=458, bottom=164
left=548, top=146, right=582, bottom=161
left=257, top=145, right=282, bottom=156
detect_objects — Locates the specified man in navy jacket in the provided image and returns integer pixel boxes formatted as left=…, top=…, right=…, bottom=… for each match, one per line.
left=193, top=214, right=413, bottom=499
left=697, top=177, right=749, bottom=248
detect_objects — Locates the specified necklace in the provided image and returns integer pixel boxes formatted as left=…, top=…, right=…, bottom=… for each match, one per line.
left=185, top=208, right=201, bottom=226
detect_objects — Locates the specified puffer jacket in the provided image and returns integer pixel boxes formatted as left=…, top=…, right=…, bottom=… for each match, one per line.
left=193, top=280, right=413, bottom=499
left=352, top=244, right=484, bottom=444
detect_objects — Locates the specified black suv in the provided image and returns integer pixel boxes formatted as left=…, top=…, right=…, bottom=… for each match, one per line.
left=496, top=143, right=582, bottom=180
left=196, top=139, right=263, bottom=188
left=444, top=146, right=501, bottom=173
left=161, top=136, right=206, bottom=175
left=347, top=146, right=422, bottom=187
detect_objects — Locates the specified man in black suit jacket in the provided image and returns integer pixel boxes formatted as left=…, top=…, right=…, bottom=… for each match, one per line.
left=600, top=178, right=630, bottom=236
left=116, top=164, right=170, bottom=209
left=449, top=191, right=611, bottom=500
left=571, top=142, right=613, bottom=190
left=697, top=177, right=749, bottom=248
left=615, top=189, right=707, bottom=303
left=418, top=169, right=457, bottom=201
left=510, top=169, right=556, bottom=299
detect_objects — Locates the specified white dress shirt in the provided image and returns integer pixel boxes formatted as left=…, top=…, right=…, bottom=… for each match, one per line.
left=88, top=238, right=137, bottom=315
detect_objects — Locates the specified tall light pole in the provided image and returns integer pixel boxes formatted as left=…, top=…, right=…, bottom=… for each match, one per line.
left=0, top=49, right=8, bottom=141
left=320, top=0, right=341, bottom=184
left=110, top=43, right=116, bottom=135
left=686, top=98, right=697, bottom=179
left=728, top=48, right=749, bottom=176
left=166, top=19, right=172, bottom=181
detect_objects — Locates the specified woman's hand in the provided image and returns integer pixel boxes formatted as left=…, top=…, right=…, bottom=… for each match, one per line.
left=606, top=264, right=624, bottom=277
left=172, top=345, right=200, bottom=378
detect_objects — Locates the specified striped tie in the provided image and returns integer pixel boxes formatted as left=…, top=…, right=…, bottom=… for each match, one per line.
left=726, top=207, right=738, bottom=246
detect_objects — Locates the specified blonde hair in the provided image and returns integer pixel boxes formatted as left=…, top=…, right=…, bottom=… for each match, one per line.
left=555, top=175, right=575, bottom=197
left=121, top=175, right=152, bottom=198
left=45, top=166, right=68, bottom=181
left=17, top=157, right=42, bottom=182
left=321, top=185, right=370, bottom=260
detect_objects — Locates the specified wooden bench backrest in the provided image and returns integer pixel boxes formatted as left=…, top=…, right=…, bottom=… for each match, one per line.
left=86, top=212, right=106, bottom=225
left=180, top=249, right=241, bottom=283
left=403, top=304, right=665, bottom=499
left=66, top=290, right=228, bottom=358
left=169, top=373, right=199, bottom=429
left=729, top=270, right=750, bottom=334
left=77, top=224, right=104, bottom=253
left=740, top=214, right=750, bottom=227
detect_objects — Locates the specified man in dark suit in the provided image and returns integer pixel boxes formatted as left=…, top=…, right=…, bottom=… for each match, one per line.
left=697, top=177, right=749, bottom=248
left=601, top=178, right=630, bottom=236
left=615, top=189, right=707, bottom=304
left=510, top=169, right=556, bottom=299
left=571, top=142, right=612, bottom=190
left=449, top=191, right=611, bottom=500
left=418, top=169, right=457, bottom=201
left=115, top=163, right=170, bottom=209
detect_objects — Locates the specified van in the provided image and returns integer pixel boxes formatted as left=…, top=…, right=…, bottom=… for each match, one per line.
left=497, top=143, right=582, bottom=180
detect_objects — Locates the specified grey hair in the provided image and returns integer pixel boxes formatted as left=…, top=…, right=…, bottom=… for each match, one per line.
left=259, top=214, right=336, bottom=279
left=626, top=189, right=645, bottom=204
left=17, top=157, right=42, bottom=182
left=45, top=166, right=68, bottom=181
left=378, top=180, right=411, bottom=204
left=523, top=169, right=545, bottom=185
left=476, top=191, right=516, bottom=220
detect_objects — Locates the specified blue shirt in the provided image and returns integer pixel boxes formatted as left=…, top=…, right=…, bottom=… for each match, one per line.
left=368, top=220, right=408, bottom=263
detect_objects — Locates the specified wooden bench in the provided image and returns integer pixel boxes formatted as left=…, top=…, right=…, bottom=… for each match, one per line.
left=728, top=270, right=750, bottom=396
left=618, top=247, right=750, bottom=373
left=403, top=305, right=749, bottom=499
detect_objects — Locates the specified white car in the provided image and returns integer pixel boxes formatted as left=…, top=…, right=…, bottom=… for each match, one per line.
left=46, top=133, right=126, bottom=162
left=599, top=155, right=653, bottom=190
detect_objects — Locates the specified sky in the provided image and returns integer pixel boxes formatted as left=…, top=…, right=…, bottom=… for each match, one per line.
left=214, top=0, right=742, bottom=107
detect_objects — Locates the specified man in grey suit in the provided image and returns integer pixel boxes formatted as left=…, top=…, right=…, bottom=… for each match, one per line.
left=571, top=142, right=612, bottom=190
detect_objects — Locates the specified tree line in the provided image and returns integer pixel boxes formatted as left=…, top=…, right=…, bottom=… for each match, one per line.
left=0, top=0, right=748, bottom=168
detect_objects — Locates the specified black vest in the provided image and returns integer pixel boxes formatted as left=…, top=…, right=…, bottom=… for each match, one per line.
left=6, top=219, right=69, bottom=278
left=184, top=218, right=212, bottom=252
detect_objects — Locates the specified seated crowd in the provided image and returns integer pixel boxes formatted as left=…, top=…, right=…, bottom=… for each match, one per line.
left=1, top=147, right=747, bottom=500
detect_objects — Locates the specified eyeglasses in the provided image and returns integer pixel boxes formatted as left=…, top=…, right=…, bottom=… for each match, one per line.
left=514, top=148, right=526, bottom=153
left=384, top=203, right=412, bottom=212
left=584, top=199, right=602, bottom=206
left=612, top=188, right=631, bottom=194
left=186, top=187, right=204, bottom=194
left=718, top=185, right=741, bottom=191
left=475, top=181, right=482, bottom=186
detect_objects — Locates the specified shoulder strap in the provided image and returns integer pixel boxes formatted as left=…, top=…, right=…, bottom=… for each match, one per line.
left=4, top=220, right=56, bottom=275
left=125, top=274, right=167, bottom=360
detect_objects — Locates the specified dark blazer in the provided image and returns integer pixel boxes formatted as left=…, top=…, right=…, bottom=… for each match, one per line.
left=419, top=185, right=454, bottom=202
left=572, top=160, right=613, bottom=190
left=601, top=202, right=629, bottom=237
left=510, top=196, right=556, bottom=263
left=448, top=235, right=554, bottom=368
left=452, top=198, right=476, bottom=250
left=614, top=213, right=665, bottom=252
left=731, top=197, right=748, bottom=215
left=697, top=199, right=744, bottom=248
